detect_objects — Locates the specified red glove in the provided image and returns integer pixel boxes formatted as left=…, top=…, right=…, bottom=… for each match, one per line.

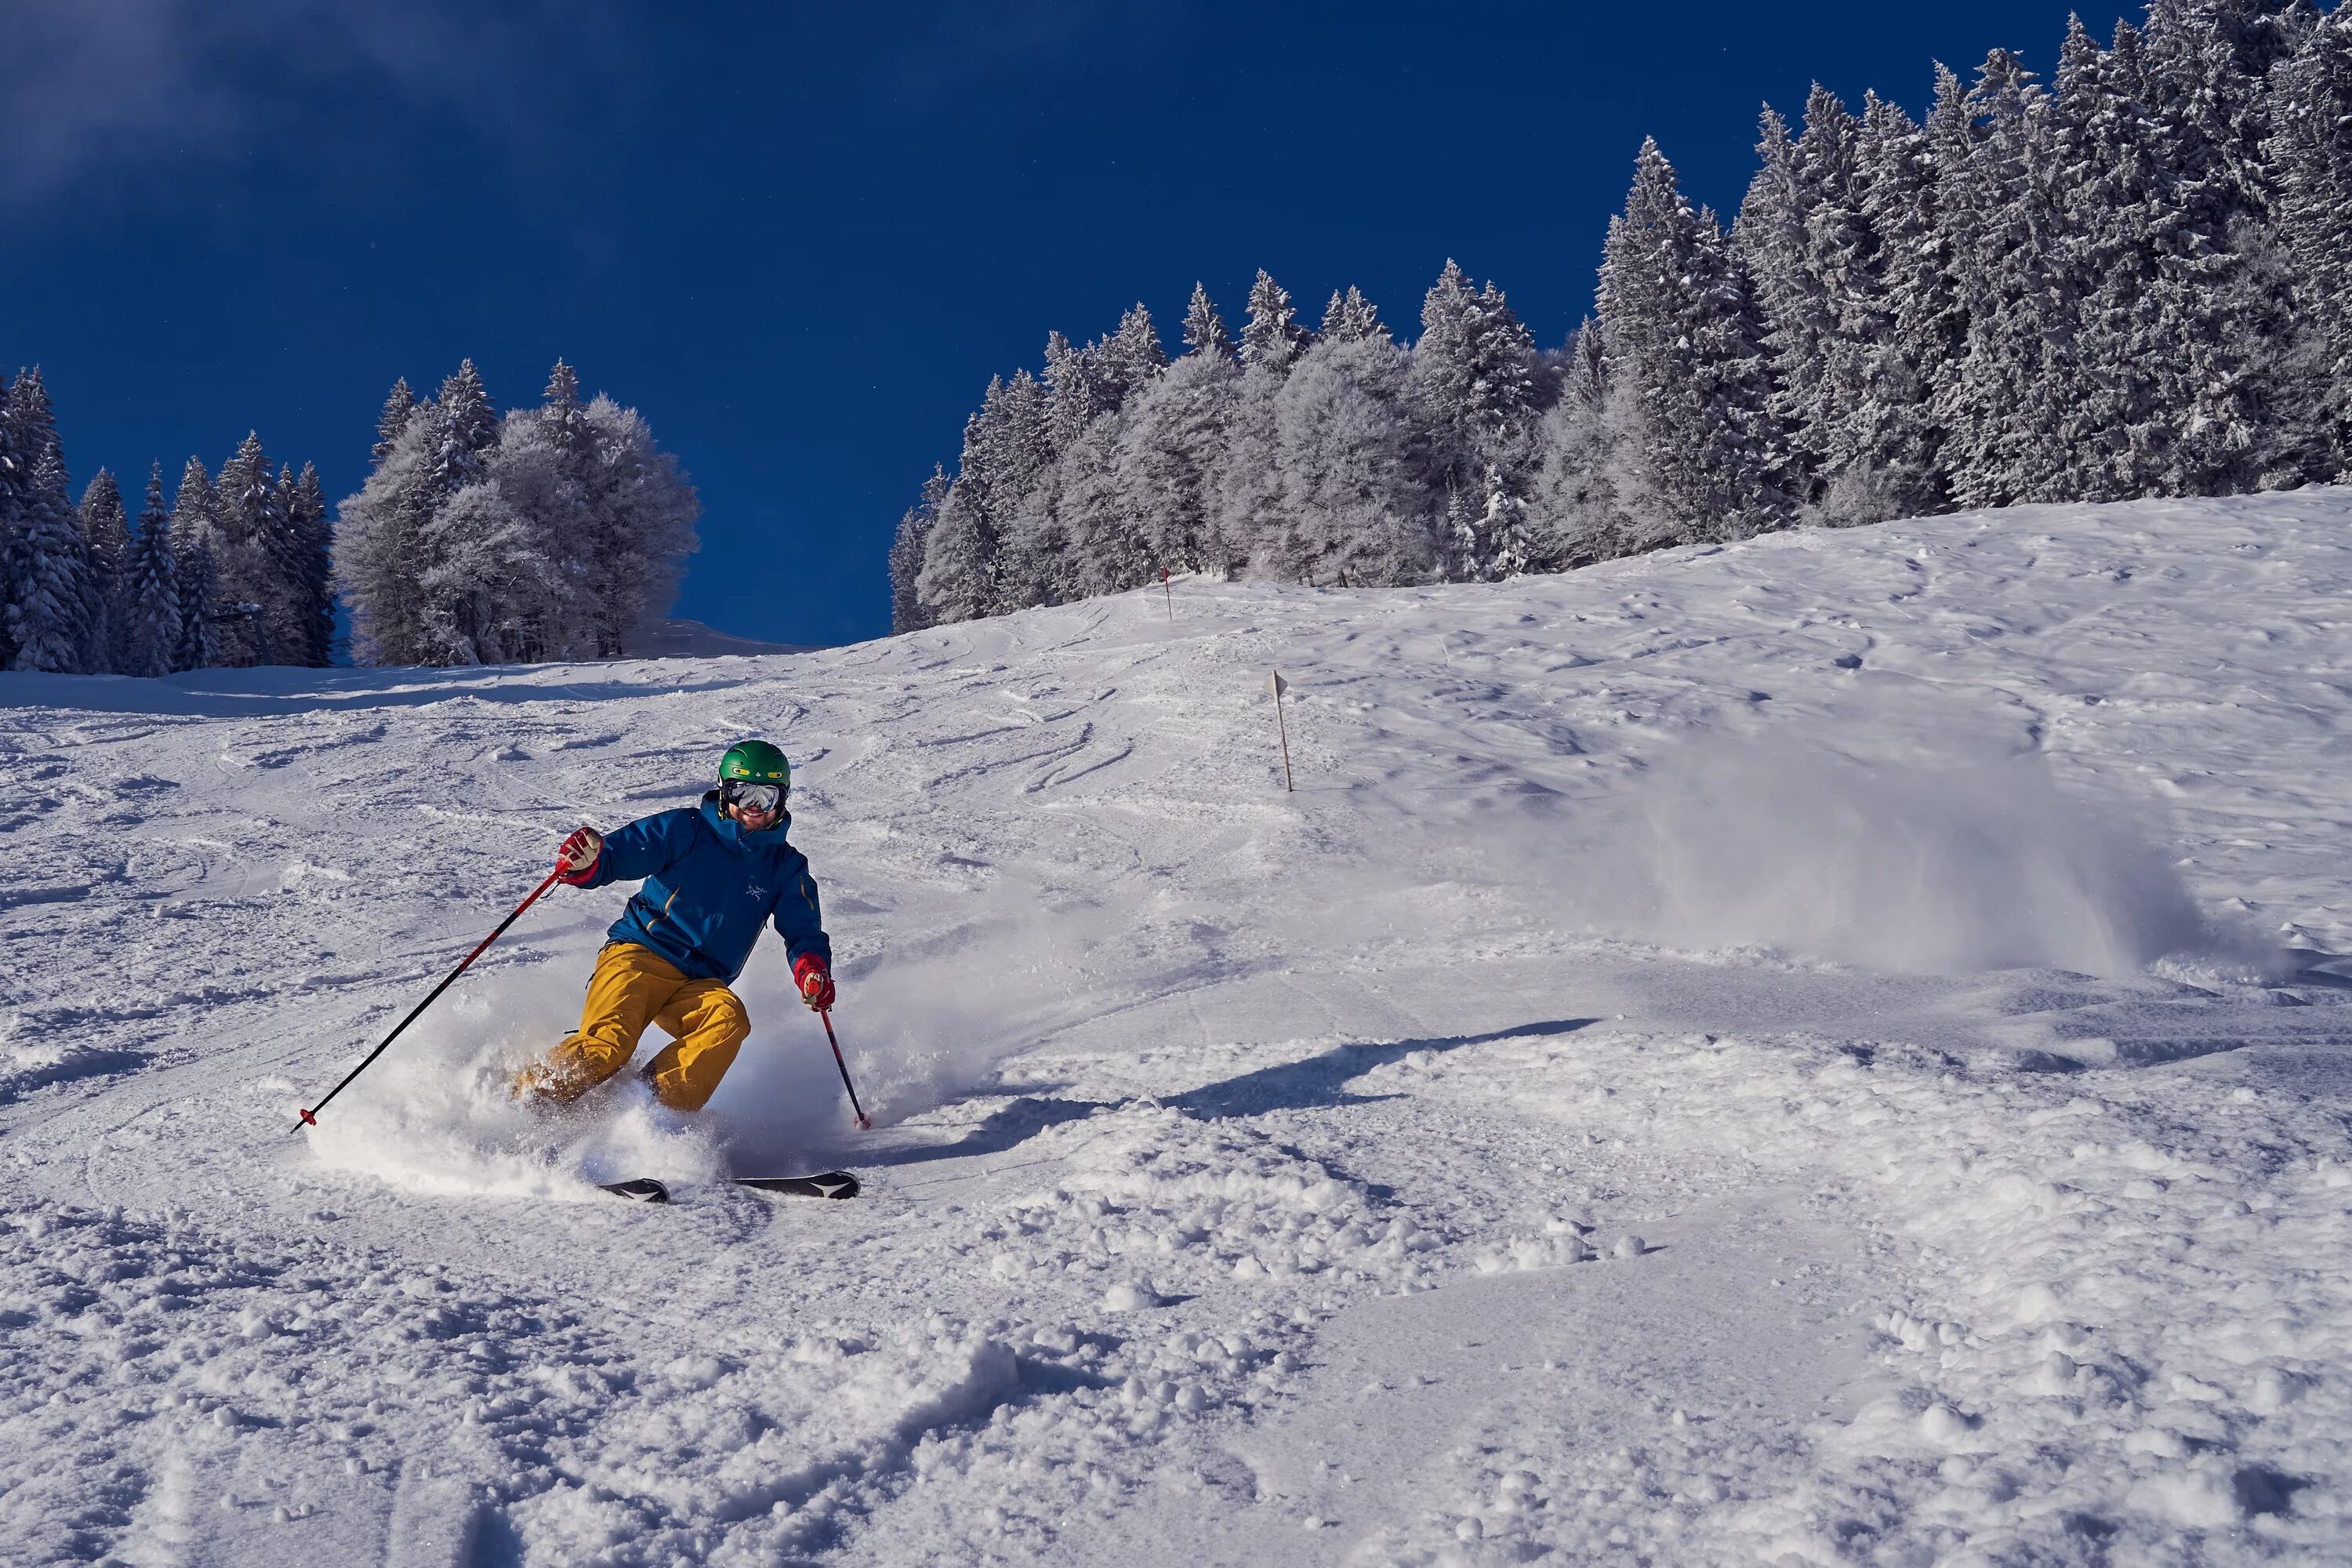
left=793, top=953, right=835, bottom=1011
left=555, top=827, right=603, bottom=886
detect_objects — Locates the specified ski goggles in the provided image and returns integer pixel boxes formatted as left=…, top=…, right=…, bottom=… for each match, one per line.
left=722, top=781, right=785, bottom=815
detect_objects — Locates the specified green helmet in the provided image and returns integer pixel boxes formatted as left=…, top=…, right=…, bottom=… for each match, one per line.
left=718, top=740, right=791, bottom=789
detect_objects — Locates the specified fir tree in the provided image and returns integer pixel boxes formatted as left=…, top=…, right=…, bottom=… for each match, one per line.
left=913, top=478, right=999, bottom=626
left=373, top=378, right=416, bottom=463
left=1240, top=270, right=1312, bottom=372
left=170, top=458, right=223, bottom=671
left=1207, top=363, right=1287, bottom=578
left=1736, top=106, right=1832, bottom=497
left=1043, top=334, right=1105, bottom=455
left=1934, top=50, right=2078, bottom=508
left=429, top=360, right=499, bottom=497
left=77, top=468, right=130, bottom=673
left=1267, top=334, right=1439, bottom=586
left=2268, top=6, right=2352, bottom=470
left=284, top=463, right=335, bottom=665
left=542, top=361, right=588, bottom=458
left=9, top=452, right=89, bottom=673
left=1051, top=415, right=1150, bottom=601
left=118, top=464, right=182, bottom=679
left=1595, top=140, right=1789, bottom=544
left=1847, top=89, right=1957, bottom=521
left=212, top=433, right=284, bottom=664
left=1116, top=349, right=1236, bottom=575
left=570, top=394, right=700, bottom=661
left=1321, top=286, right=1385, bottom=345
left=1099, top=305, right=1167, bottom=401
left=888, top=465, right=949, bottom=633
left=1526, top=318, right=1632, bottom=567
left=334, top=404, right=436, bottom=666
left=1181, top=284, right=1236, bottom=362
left=1410, top=260, right=1544, bottom=575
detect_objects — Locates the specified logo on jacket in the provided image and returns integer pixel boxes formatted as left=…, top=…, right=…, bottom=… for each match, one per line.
left=746, top=884, right=768, bottom=901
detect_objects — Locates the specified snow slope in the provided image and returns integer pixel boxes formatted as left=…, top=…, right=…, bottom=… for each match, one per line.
left=3, top=489, right=2350, bottom=1566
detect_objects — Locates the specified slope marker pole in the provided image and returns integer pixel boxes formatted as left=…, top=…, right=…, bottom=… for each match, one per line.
left=1268, top=669, right=1294, bottom=793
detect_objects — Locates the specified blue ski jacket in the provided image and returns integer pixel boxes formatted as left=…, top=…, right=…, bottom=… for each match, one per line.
left=582, top=792, right=830, bottom=984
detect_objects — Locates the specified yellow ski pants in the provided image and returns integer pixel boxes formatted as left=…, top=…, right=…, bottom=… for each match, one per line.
left=520, top=942, right=751, bottom=1112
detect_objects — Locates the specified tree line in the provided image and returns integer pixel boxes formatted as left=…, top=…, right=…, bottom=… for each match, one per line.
left=891, top=0, right=2352, bottom=630
left=0, top=365, right=329, bottom=676
left=0, top=358, right=699, bottom=677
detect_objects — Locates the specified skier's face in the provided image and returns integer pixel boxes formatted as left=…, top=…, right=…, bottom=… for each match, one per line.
left=728, top=797, right=781, bottom=832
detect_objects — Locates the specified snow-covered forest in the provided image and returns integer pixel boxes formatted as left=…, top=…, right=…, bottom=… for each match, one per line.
left=0, top=367, right=332, bottom=677
left=890, top=1, right=2352, bottom=630
left=336, top=361, right=701, bottom=667
left=0, top=358, right=698, bottom=677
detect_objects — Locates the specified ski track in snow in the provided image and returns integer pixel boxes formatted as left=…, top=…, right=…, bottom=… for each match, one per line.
left=2, top=492, right=2350, bottom=1565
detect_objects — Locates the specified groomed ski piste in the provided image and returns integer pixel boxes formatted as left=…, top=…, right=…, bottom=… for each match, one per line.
left=4, top=490, right=2350, bottom=1567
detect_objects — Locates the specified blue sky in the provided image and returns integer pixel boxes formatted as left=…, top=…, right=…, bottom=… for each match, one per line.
left=3, top=1, right=2127, bottom=648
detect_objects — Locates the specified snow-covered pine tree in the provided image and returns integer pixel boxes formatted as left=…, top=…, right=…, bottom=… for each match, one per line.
left=1043, top=334, right=1105, bottom=456
left=1596, top=140, right=1790, bottom=546
left=1240, top=270, right=1312, bottom=373
left=171, top=457, right=222, bottom=670
left=888, top=464, right=949, bottom=633
left=913, top=477, right=998, bottom=626
left=1846, top=89, right=1956, bottom=522
left=1321, top=287, right=1385, bottom=345
left=2134, top=0, right=2330, bottom=491
left=2041, top=18, right=2176, bottom=503
left=1115, top=342, right=1237, bottom=576
left=2268, top=5, right=2352, bottom=470
left=77, top=469, right=129, bottom=673
left=118, top=464, right=182, bottom=679
left=9, top=444, right=91, bottom=673
left=1933, top=49, right=2080, bottom=509
left=373, top=379, right=416, bottom=463
left=2140, top=0, right=2308, bottom=225
left=1741, top=85, right=1896, bottom=521
left=1526, top=318, right=1632, bottom=567
left=1181, top=284, right=1236, bottom=362
left=1099, top=305, right=1167, bottom=403
left=278, top=463, right=334, bottom=665
left=1266, top=332, right=1439, bottom=586
left=335, top=395, right=438, bottom=666
left=405, top=361, right=531, bottom=665
left=570, top=394, right=699, bottom=659
left=1054, top=413, right=1155, bottom=600
left=975, top=371, right=1059, bottom=610
left=211, top=432, right=283, bottom=664
left=1410, top=260, right=1545, bottom=578
left=1207, top=361, right=1287, bottom=579
left=428, top=361, right=498, bottom=497
left=541, top=361, right=588, bottom=459
left=1735, top=106, right=1834, bottom=503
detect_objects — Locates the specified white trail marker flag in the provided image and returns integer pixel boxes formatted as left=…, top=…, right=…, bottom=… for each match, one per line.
left=1268, top=670, right=1294, bottom=793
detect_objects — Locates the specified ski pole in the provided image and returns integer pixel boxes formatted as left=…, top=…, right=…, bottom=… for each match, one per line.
left=818, top=1007, right=873, bottom=1131
left=295, top=867, right=564, bottom=1133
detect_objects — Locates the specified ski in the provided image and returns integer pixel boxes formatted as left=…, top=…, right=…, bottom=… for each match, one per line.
left=599, top=1178, right=671, bottom=1204
left=735, top=1171, right=860, bottom=1200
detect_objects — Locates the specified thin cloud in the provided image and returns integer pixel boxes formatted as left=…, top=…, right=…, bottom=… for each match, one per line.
left=0, top=0, right=633, bottom=204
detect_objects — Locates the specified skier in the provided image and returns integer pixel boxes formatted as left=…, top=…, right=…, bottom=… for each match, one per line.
left=513, top=740, right=833, bottom=1113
